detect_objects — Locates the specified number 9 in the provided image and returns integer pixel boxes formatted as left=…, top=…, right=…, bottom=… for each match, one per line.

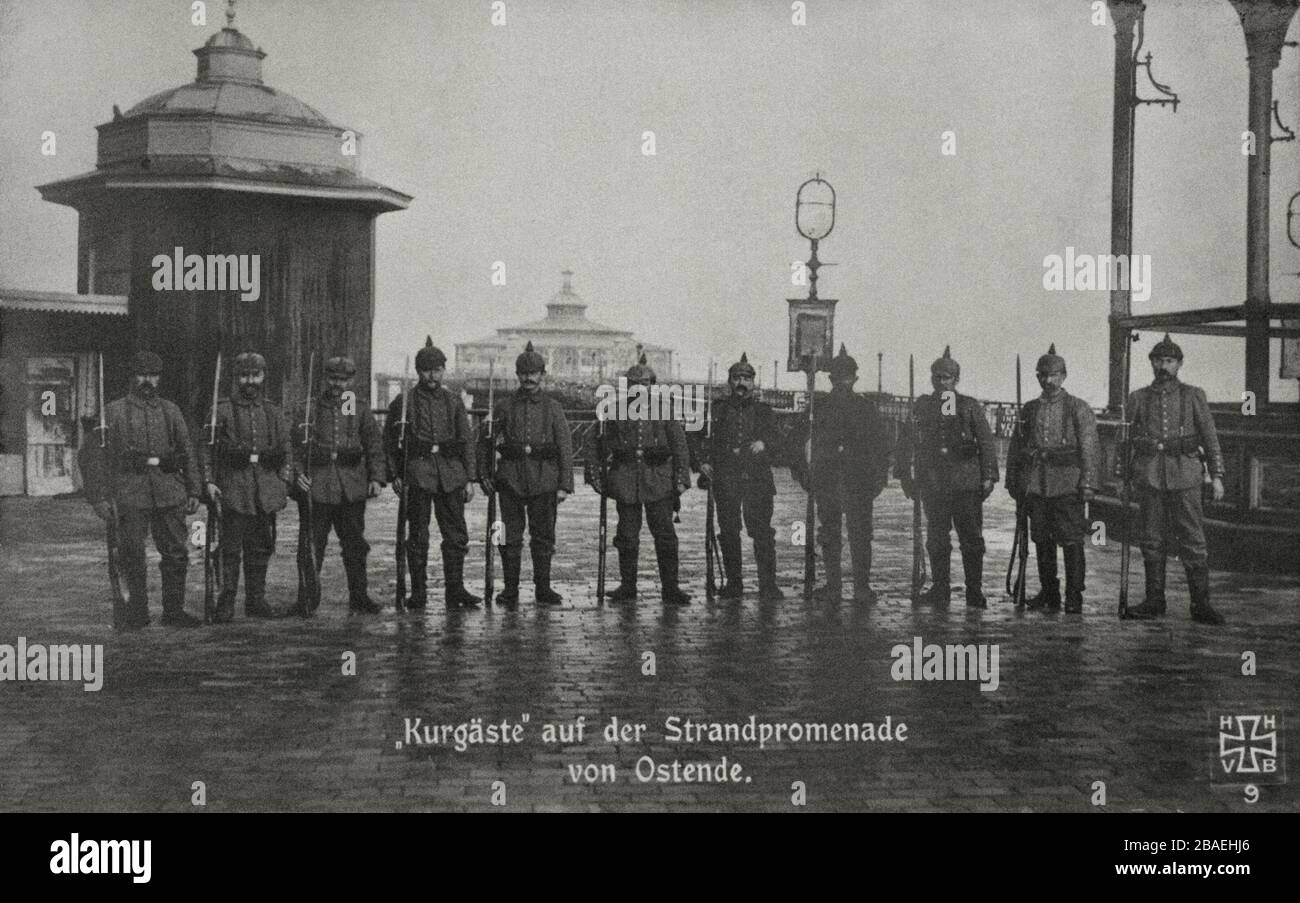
left=1244, top=784, right=1259, bottom=804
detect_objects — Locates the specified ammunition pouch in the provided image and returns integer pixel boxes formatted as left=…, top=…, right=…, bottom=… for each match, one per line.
left=408, top=438, right=465, bottom=459
left=309, top=447, right=364, bottom=466
left=123, top=451, right=179, bottom=474
left=1132, top=435, right=1200, bottom=457
left=1026, top=446, right=1081, bottom=467
left=613, top=446, right=673, bottom=466
left=222, top=449, right=286, bottom=469
left=499, top=443, right=559, bottom=462
left=933, top=439, right=979, bottom=461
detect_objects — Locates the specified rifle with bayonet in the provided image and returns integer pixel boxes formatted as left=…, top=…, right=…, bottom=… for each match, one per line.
left=296, top=352, right=321, bottom=612
left=394, top=356, right=411, bottom=612
left=595, top=401, right=609, bottom=607
left=483, top=360, right=498, bottom=607
left=1006, top=354, right=1029, bottom=608
left=95, top=353, right=128, bottom=620
left=203, top=350, right=224, bottom=624
left=908, top=355, right=927, bottom=604
left=1117, top=332, right=1138, bottom=619
left=704, top=361, right=721, bottom=599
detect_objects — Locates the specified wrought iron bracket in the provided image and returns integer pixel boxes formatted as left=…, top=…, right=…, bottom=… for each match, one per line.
left=1272, top=100, right=1295, bottom=144
left=1131, top=16, right=1179, bottom=112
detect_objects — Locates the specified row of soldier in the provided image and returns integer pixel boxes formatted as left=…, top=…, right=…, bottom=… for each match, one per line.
left=80, top=331, right=1226, bottom=629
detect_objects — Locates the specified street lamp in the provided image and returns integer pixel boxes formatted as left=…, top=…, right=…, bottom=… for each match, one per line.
left=787, top=173, right=837, bottom=600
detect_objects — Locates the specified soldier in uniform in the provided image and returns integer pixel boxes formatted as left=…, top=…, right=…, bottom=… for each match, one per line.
left=698, top=353, right=783, bottom=600
left=898, top=346, right=999, bottom=607
left=478, top=341, right=574, bottom=607
left=792, top=345, right=891, bottom=603
left=289, top=355, right=386, bottom=616
left=384, top=339, right=481, bottom=609
left=1123, top=334, right=1226, bottom=624
left=199, top=352, right=292, bottom=622
left=586, top=354, right=692, bottom=606
left=83, top=350, right=203, bottom=628
left=1005, top=344, right=1100, bottom=613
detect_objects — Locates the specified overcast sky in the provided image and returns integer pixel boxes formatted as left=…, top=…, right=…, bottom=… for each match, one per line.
left=1, top=0, right=1297, bottom=405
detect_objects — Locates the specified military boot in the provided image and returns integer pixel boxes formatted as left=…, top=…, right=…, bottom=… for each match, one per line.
left=443, top=553, right=481, bottom=608
left=1125, top=555, right=1166, bottom=620
left=160, top=563, right=202, bottom=627
left=345, top=559, right=382, bottom=614
left=813, top=551, right=843, bottom=601
left=1026, top=542, right=1059, bottom=610
left=718, top=531, right=743, bottom=598
left=657, top=546, right=691, bottom=606
left=533, top=551, right=563, bottom=607
left=1186, top=562, right=1224, bottom=625
left=243, top=554, right=275, bottom=619
left=754, top=537, right=784, bottom=600
left=495, top=547, right=521, bottom=607
left=605, top=550, right=639, bottom=602
left=918, top=552, right=950, bottom=606
left=961, top=546, right=987, bottom=608
left=406, top=546, right=429, bottom=609
left=1062, top=544, right=1085, bottom=614
left=214, top=552, right=239, bottom=624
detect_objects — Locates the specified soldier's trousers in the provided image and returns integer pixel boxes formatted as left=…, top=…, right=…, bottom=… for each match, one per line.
left=922, top=489, right=985, bottom=577
left=218, top=510, right=276, bottom=607
left=118, top=504, right=189, bottom=617
left=614, top=497, right=679, bottom=584
left=814, top=486, right=874, bottom=585
left=405, top=486, right=469, bottom=594
left=715, top=481, right=776, bottom=584
left=1138, top=486, right=1207, bottom=563
left=499, top=487, right=557, bottom=560
left=298, top=498, right=370, bottom=600
left=1026, top=494, right=1086, bottom=545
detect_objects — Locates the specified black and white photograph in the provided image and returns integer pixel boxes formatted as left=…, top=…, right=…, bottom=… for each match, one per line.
left=0, top=0, right=1296, bottom=876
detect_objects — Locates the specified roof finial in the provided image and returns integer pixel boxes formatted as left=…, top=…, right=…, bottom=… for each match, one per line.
left=561, top=269, right=573, bottom=293
left=226, top=0, right=237, bottom=27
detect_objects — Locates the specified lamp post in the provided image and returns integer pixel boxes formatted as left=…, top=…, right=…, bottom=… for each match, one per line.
left=877, top=352, right=883, bottom=394
left=789, top=174, right=837, bottom=601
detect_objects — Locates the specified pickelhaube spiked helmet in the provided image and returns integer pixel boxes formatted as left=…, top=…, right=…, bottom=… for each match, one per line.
left=1035, top=342, right=1066, bottom=375
left=828, top=343, right=858, bottom=380
left=415, top=336, right=447, bottom=371
left=324, top=355, right=356, bottom=378
left=515, top=340, right=546, bottom=374
left=130, top=350, right=164, bottom=375
left=1148, top=333, right=1183, bottom=361
left=625, top=352, right=656, bottom=385
left=232, top=351, right=267, bottom=374
left=728, top=352, right=756, bottom=379
left=930, top=345, right=960, bottom=378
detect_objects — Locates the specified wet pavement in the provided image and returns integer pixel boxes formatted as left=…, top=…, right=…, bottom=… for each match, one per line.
left=1, top=474, right=1296, bottom=811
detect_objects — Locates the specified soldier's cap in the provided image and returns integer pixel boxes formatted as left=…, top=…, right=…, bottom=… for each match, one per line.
left=828, top=343, right=858, bottom=379
left=728, top=352, right=756, bottom=379
left=233, top=351, right=267, bottom=374
left=515, top=340, right=546, bottom=374
left=324, top=355, right=356, bottom=378
left=1148, top=333, right=1183, bottom=361
left=931, top=345, right=960, bottom=378
left=131, top=350, right=164, bottom=375
left=1035, top=342, right=1066, bottom=375
left=415, top=336, right=447, bottom=371
left=625, top=351, right=656, bottom=385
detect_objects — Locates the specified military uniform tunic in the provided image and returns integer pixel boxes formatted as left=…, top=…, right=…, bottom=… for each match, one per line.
left=1126, top=378, right=1224, bottom=563
left=701, top=395, right=780, bottom=586
left=1006, top=389, right=1099, bottom=544
left=81, top=390, right=202, bottom=620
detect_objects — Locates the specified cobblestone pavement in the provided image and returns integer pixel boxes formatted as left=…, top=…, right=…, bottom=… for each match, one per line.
left=1, top=474, right=1296, bottom=812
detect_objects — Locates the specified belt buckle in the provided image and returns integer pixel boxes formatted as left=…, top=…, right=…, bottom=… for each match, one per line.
left=431, top=444, right=440, bottom=455
left=1155, top=442, right=1165, bottom=452
left=939, top=446, right=949, bottom=456
left=145, top=456, right=160, bottom=467
left=635, top=449, right=643, bottom=459
left=524, top=443, right=532, bottom=455
left=249, top=453, right=259, bottom=464
left=330, top=450, right=338, bottom=462
left=836, top=445, right=844, bottom=454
